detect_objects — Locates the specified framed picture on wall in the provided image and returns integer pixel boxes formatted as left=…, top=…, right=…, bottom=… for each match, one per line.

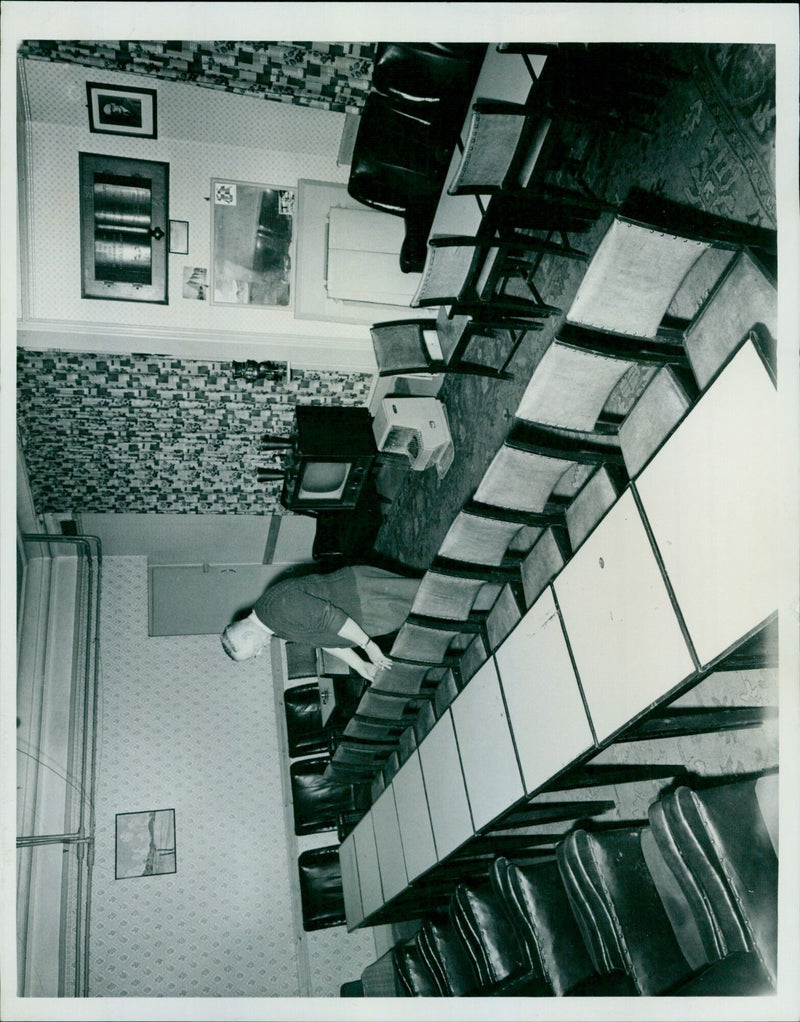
left=115, top=809, right=177, bottom=880
left=86, top=82, right=157, bottom=138
left=211, top=179, right=295, bottom=308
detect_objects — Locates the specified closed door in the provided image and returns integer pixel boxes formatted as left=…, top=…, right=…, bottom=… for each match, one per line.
left=148, top=563, right=293, bottom=636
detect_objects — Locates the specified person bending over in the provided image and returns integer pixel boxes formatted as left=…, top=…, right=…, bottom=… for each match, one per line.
left=220, top=564, right=420, bottom=681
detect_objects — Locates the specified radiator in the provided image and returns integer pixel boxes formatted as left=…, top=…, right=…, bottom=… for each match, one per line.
left=16, top=534, right=102, bottom=997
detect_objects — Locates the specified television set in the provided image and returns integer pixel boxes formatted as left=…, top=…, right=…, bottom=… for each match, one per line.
left=280, top=406, right=377, bottom=512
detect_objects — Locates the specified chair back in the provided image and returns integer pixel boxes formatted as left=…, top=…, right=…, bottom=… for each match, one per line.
left=448, top=104, right=528, bottom=194
left=618, top=365, right=691, bottom=477
left=557, top=826, right=693, bottom=995
left=411, top=240, right=481, bottom=307
left=565, top=465, right=620, bottom=551
left=567, top=217, right=710, bottom=338
left=290, top=756, right=368, bottom=836
left=490, top=857, right=597, bottom=996
left=683, top=249, right=777, bottom=390
left=418, top=919, right=480, bottom=995
left=520, top=527, right=571, bottom=608
left=284, top=681, right=325, bottom=758
left=647, top=776, right=778, bottom=986
left=370, top=320, right=429, bottom=374
left=298, top=845, right=346, bottom=930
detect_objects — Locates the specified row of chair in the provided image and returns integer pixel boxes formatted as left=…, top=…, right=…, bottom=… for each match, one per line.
left=349, top=771, right=778, bottom=997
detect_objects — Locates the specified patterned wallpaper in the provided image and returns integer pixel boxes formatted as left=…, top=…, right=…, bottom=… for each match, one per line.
left=89, top=555, right=377, bottom=997
left=17, top=349, right=372, bottom=515
left=18, top=40, right=376, bottom=114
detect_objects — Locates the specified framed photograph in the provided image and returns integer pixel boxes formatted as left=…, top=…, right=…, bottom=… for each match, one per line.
left=115, top=809, right=176, bottom=879
left=86, top=81, right=157, bottom=138
left=182, top=266, right=208, bottom=300
left=169, top=220, right=189, bottom=254
left=211, top=179, right=295, bottom=308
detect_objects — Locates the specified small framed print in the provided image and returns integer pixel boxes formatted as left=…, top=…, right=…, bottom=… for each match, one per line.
left=86, top=81, right=157, bottom=138
left=115, top=809, right=176, bottom=879
left=169, top=220, right=189, bottom=254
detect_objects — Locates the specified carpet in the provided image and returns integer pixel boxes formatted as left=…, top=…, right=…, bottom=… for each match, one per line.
left=374, top=43, right=776, bottom=570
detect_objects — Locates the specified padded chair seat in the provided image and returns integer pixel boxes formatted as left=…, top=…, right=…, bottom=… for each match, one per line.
left=567, top=217, right=710, bottom=339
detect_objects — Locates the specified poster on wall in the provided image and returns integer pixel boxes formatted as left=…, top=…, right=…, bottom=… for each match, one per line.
left=211, top=179, right=295, bottom=308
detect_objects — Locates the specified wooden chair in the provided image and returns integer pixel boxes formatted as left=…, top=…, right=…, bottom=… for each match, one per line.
left=410, top=234, right=581, bottom=314
left=565, top=189, right=777, bottom=357
left=370, top=314, right=534, bottom=380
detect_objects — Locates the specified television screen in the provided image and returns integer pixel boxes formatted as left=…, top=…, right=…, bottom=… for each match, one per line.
left=297, top=461, right=350, bottom=500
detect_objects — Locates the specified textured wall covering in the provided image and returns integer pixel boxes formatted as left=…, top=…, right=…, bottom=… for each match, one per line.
left=90, top=555, right=297, bottom=996
left=17, top=349, right=372, bottom=515
left=18, top=40, right=375, bottom=114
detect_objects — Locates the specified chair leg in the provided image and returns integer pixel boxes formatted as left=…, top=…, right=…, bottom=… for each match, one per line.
left=547, top=763, right=689, bottom=790
left=485, top=799, right=616, bottom=831
left=620, top=706, right=777, bottom=742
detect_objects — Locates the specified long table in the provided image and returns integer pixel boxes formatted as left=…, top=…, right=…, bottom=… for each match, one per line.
left=339, top=336, right=779, bottom=930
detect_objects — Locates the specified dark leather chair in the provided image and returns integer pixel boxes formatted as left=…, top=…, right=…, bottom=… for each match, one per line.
left=290, top=755, right=370, bottom=836
left=283, top=681, right=325, bottom=758
left=489, top=856, right=608, bottom=996
left=449, top=878, right=546, bottom=995
left=297, top=845, right=346, bottom=931
left=371, top=43, right=486, bottom=111
left=556, top=824, right=695, bottom=995
left=647, top=773, right=778, bottom=991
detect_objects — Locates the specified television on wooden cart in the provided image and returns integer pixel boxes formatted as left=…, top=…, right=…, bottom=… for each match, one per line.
left=280, top=406, right=377, bottom=512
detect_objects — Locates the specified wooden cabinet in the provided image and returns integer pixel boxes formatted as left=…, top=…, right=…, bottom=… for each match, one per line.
left=79, top=153, right=169, bottom=303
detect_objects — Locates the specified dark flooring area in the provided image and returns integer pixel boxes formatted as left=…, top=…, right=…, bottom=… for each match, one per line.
left=371, top=43, right=776, bottom=570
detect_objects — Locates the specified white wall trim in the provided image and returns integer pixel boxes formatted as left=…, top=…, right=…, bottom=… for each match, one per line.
left=17, top=56, right=35, bottom=322
left=17, top=318, right=378, bottom=373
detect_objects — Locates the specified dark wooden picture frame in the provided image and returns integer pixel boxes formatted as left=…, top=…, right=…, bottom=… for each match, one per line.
left=86, top=81, right=157, bottom=138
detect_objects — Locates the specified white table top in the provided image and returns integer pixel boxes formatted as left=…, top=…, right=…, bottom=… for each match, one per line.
left=554, top=487, right=696, bottom=743
left=418, top=709, right=474, bottom=859
left=450, top=657, right=525, bottom=830
left=338, top=832, right=364, bottom=931
left=495, top=587, right=596, bottom=794
left=351, top=813, right=384, bottom=921
left=370, top=784, right=408, bottom=904
left=392, top=749, right=438, bottom=881
left=635, top=339, right=780, bottom=670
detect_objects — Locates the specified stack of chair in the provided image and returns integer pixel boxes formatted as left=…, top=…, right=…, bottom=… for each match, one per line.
left=348, top=771, right=779, bottom=997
